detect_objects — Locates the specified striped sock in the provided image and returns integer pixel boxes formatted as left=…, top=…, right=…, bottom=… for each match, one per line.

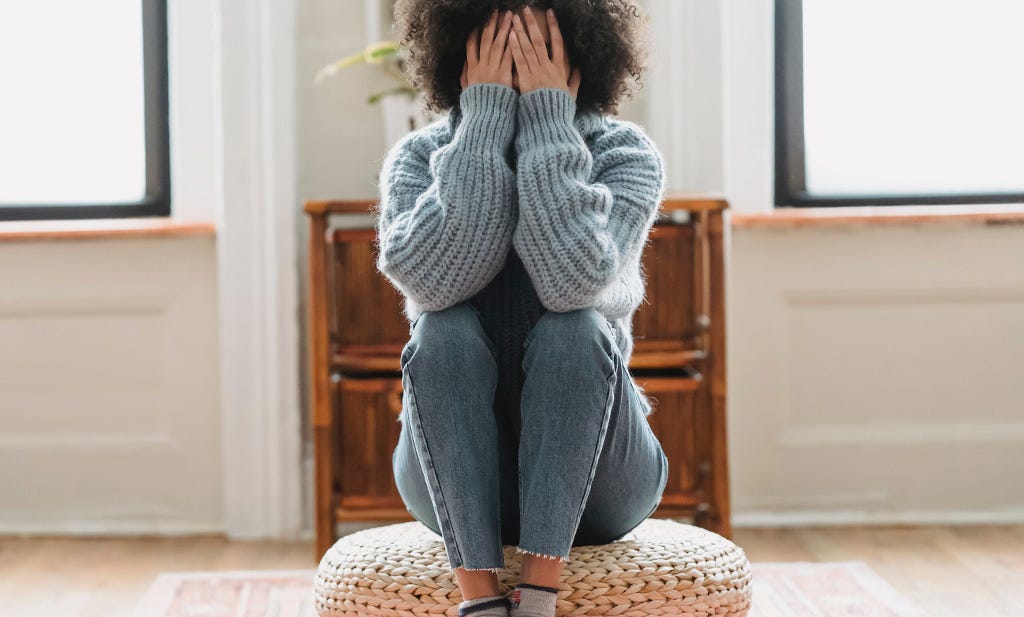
left=458, top=594, right=510, bottom=617
left=508, top=583, right=559, bottom=617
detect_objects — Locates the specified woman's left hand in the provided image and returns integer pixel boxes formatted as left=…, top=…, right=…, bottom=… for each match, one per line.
left=509, top=7, right=581, bottom=101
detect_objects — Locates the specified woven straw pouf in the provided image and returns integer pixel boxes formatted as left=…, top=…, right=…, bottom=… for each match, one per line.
left=314, top=518, right=752, bottom=617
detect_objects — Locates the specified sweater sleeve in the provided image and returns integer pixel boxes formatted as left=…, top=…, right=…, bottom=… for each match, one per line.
left=374, top=82, right=519, bottom=312
left=512, top=87, right=666, bottom=313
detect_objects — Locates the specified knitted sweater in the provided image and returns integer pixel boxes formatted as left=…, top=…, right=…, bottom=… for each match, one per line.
left=374, top=82, right=666, bottom=416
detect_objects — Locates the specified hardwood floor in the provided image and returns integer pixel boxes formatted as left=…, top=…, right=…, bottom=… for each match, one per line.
left=2, top=524, right=1022, bottom=617
left=737, top=525, right=1024, bottom=617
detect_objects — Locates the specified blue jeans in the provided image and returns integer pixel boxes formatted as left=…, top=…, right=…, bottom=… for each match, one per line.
left=391, top=301, right=669, bottom=571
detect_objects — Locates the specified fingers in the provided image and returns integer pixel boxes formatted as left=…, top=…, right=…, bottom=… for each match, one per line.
left=491, top=10, right=513, bottom=68
left=466, top=26, right=479, bottom=67
left=547, top=8, right=566, bottom=69
left=500, top=32, right=514, bottom=80
left=511, top=11, right=540, bottom=70
left=508, top=24, right=529, bottom=85
left=479, top=8, right=498, bottom=65
left=465, top=9, right=519, bottom=88
left=520, top=7, right=549, bottom=61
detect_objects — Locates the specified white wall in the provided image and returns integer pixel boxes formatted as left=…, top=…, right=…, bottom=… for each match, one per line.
left=0, top=236, right=222, bottom=534
left=713, top=0, right=1024, bottom=524
left=0, top=0, right=225, bottom=534
left=730, top=222, right=1024, bottom=524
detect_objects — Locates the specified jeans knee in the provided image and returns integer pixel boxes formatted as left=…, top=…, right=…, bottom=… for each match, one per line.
left=403, top=301, right=496, bottom=370
left=524, top=307, right=616, bottom=355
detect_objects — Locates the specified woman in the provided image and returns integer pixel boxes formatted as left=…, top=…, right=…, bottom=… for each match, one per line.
left=374, top=2, right=668, bottom=616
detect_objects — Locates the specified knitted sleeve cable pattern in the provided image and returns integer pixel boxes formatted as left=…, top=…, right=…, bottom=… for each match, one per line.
left=374, top=82, right=519, bottom=312
left=512, top=87, right=666, bottom=314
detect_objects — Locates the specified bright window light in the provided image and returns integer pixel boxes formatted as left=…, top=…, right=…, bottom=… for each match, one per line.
left=0, top=1, right=147, bottom=204
left=802, top=0, right=1024, bottom=196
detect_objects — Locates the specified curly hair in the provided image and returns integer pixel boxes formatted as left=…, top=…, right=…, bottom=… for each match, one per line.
left=392, top=0, right=650, bottom=116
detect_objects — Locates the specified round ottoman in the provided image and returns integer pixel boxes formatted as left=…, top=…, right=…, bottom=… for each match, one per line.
left=314, top=518, right=752, bottom=617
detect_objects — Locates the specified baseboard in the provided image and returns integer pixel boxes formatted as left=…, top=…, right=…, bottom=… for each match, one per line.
left=0, top=519, right=225, bottom=536
left=732, top=507, right=1024, bottom=527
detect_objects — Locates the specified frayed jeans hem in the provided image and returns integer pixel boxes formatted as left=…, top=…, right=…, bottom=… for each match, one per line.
left=515, top=545, right=568, bottom=561
left=454, top=564, right=505, bottom=573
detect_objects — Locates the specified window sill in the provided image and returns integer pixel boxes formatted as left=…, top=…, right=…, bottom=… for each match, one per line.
left=0, top=218, right=217, bottom=242
left=731, top=204, right=1024, bottom=229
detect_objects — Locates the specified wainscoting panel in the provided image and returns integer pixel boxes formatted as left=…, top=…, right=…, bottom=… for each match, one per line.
left=0, top=236, right=221, bottom=534
left=729, top=222, right=1024, bottom=525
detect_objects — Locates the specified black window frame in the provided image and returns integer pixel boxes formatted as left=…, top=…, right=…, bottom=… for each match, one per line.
left=774, top=0, right=1024, bottom=208
left=0, top=0, right=171, bottom=221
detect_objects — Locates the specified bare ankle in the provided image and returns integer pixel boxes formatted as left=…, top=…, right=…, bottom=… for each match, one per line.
left=455, top=566, right=501, bottom=600
left=518, top=553, right=564, bottom=588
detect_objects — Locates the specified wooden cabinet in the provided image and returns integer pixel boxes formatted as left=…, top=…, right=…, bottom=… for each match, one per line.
left=333, top=376, right=404, bottom=512
left=305, top=197, right=732, bottom=559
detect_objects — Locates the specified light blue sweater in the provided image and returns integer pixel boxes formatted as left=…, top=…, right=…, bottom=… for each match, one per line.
left=374, top=82, right=666, bottom=415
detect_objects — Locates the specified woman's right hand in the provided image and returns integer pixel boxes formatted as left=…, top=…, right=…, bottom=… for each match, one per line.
left=460, top=8, right=514, bottom=90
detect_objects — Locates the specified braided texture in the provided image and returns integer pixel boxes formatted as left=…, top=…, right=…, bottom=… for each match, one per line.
left=314, top=518, right=752, bottom=617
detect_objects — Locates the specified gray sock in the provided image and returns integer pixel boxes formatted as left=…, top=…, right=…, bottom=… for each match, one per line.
left=508, top=583, right=559, bottom=617
left=458, top=594, right=510, bottom=617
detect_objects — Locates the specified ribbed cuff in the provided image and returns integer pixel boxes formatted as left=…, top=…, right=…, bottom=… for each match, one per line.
left=458, top=594, right=510, bottom=617
left=456, top=82, right=519, bottom=151
left=516, top=86, right=579, bottom=149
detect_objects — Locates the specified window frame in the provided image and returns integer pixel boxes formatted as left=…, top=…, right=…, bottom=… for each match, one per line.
left=0, top=0, right=171, bottom=222
left=773, top=0, right=1024, bottom=208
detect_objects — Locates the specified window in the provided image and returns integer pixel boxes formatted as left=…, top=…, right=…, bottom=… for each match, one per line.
left=775, top=0, right=1024, bottom=207
left=0, top=0, right=170, bottom=221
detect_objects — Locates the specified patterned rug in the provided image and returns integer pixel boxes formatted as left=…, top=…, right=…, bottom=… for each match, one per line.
left=132, top=561, right=928, bottom=617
